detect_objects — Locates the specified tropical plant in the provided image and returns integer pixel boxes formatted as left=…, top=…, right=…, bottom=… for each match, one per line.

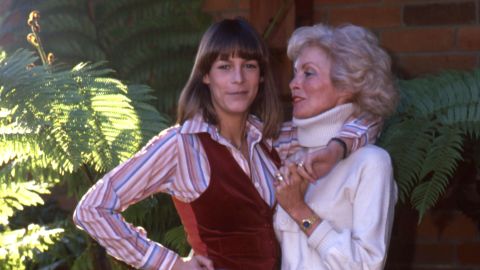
left=0, top=16, right=175, bottom=268
left=1, top=0, right=211, bottom=113
left=0, top=181, right=64, bottom=270
left=0, top=1, right=211, bottom=267
left=378, top=69, right=480, bottom=220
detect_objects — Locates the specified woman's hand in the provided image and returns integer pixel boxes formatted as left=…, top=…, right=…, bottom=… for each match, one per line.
left=172, top=255, right=214, bottom=270
left=274, top=162, right=309, bottom=212
left=296, top=140, right=346, bottom=182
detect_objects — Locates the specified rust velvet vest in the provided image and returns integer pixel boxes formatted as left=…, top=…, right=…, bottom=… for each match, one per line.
left=173, top=133, right=280, bottom=270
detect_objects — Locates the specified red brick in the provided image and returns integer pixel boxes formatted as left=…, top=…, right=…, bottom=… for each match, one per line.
left=442, top=212, right=479, bottom=240
left=296, top=0, right=314, bottom=27
left=396, top=54, right=477, bottom=77
left=416, top=211, right=479, bottom=241
left=217, top=11, right=250, bottom=20
left=239, top=0, right=250, bottom=9
left=250, top=0, right=295, bottom=49
left=328, top=6, right=401, bottom=28
left=458, top=27, right=480, bottom=51
left=384, top=0, right=449, bottom=2
left=404, top=2, right=476, bottom=26
left=413, top=243, right=454, bottom=264
left=315, top=0, right=379, bottom=4
left=381, top=28, right=455, bottom=53
left=202, top=0, right=237, bottom=12
left=458, top=242, right=480, bottom=264
left=313, top=8, right=329, bottom=23
left=416, top=212, right=441, bottom=240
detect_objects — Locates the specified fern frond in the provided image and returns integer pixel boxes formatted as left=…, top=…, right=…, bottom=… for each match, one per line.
left=164, top=225, right=189, bottom=257
left=410, top=126, right=464, bottom=219
left=0, top=181, right=51, bottom=225
left=0, top=224, right=64, bottom=270
left=378, top=119, right=435, bottom=201
left=381, top=68, right=480, bottom=218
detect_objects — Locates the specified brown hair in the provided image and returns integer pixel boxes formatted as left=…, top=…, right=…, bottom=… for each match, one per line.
left=176, top=18, right=282, bottom=139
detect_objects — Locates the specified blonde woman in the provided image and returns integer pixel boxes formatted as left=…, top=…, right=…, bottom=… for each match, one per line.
left=274, top=24, right=398, bottom=270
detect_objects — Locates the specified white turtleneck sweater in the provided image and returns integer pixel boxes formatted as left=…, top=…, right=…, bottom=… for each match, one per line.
left=274, top=103, right=397, bottom=270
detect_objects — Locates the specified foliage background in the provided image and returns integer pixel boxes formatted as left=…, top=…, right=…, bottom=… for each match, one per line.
left=0, top=0, right=211, bottom=269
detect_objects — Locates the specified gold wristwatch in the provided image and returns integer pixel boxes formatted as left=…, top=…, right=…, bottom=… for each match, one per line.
left=301, top=215, right=319, bottom=232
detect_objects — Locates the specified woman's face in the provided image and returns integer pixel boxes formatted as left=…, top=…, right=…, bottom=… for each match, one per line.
left=203, top=55, right=260, bottom=119
left=290, top=46, right=352, bottom=119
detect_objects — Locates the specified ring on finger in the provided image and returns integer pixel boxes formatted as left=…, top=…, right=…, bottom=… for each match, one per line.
left=297, top=161, right=305, bottom=169
left=275, top=172, right=284, bottom=182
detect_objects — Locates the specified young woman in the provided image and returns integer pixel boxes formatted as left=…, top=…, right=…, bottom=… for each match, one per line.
left=73, top=19, right=379, bottom=270
left=274, top=24, right=398, bottom=270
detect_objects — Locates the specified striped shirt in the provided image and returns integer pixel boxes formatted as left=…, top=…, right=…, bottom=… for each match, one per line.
left=73, top=113, right=380, bottom=270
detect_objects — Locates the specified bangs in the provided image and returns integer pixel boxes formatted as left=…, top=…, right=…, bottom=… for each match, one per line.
left=198, top=19, right=267, bottom=72
left=214, top=36, right=263, bottom=62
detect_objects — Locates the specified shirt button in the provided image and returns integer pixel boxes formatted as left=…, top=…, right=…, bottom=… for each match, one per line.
left=254, top=182, right=260, bottom=188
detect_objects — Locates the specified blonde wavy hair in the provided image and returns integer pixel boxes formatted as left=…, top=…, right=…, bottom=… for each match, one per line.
left=287, top=24, right=398, bottom=117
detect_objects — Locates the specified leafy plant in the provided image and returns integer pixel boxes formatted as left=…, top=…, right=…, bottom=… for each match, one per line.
left=378, top=69, right=480, bottom=220
left=0, top=41, right=170, bottom=270
left=0, top=1, right=211, bottom=267
left=1, top=0, right=211, bottom=113
left=0, top=181, right=64, bottom=270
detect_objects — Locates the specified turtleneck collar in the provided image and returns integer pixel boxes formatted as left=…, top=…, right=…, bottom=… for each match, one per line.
left=292, top=103, right=355, bottom=148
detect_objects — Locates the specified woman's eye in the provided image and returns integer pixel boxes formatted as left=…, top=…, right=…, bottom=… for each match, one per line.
left=304, top=70, right=315, bottom=77
left=245, top=63, right=258, bottom=69
left=218, top=64, right=230, bottom=70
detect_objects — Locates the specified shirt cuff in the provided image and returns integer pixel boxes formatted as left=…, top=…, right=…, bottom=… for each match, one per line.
left=140, top=243, right=179, bottom=270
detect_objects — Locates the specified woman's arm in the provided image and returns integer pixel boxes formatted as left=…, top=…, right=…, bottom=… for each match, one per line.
left=276, top=148, right=396, bottom=269
left=277, top=114, right=383, bottom=180
left=334, top=113, right=383, bottom=155
left=309, top=149, right=396, bottom=269
left=74, top=127, right=185, bottom=270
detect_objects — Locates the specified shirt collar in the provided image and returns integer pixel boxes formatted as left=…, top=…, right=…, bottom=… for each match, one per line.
left=179, top=113, right=273, bottom=149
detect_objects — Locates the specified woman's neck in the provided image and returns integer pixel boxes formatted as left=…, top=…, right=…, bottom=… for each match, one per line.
left=217, top=113, right=248, bottom=149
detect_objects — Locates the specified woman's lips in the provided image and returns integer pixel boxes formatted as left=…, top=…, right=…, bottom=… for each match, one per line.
left=292, top=96, right=304, bottom=103
left=228, top=90, right=248, bottom=96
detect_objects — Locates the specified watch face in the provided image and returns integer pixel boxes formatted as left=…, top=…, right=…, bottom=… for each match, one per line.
left=302, top=220, right=312, bottom=229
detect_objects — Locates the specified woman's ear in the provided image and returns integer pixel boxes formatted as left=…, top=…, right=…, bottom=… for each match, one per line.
left=338, top=89, right=355, bottom=104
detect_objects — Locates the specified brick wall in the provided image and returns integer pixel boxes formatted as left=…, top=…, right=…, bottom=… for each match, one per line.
left=202, top=0, right=480, bottom=269
left=314, top=0, right=480, bottom=78
left=387, top=205, right=480, bottom=270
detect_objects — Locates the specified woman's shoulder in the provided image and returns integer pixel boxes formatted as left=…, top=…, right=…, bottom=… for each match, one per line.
left=143, top=125, right=182, bottom=148
left=348, top=144, right=392, bottom=168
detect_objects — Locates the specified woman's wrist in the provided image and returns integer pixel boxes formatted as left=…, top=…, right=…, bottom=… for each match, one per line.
left=285, top=203, right=322, bottom=236
left=327, top=137, right=347, bottom=162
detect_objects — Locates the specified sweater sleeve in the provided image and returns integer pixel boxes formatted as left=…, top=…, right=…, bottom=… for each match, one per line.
left=73, top=127, right=181, bottom=270
left=307, top=148, right=397, bottom=270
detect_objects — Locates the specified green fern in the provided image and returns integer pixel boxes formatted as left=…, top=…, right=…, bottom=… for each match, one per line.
left=0, top=224, right=64, bottom=270
left=2, top=0, right=211, bottom=113
left=0, top=181, right=51, bottom=226
left=0, top=48, right=171, bottom=269
left=164, top=225, right=190, bottom=257
left=379, top=69, right=480, bottom=220
left=0, top=49, right=169, bottom=184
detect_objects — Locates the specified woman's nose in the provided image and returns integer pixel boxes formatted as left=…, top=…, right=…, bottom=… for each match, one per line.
left=289, top=75, right=300, bottom=90
left=232, top=67, right=244, bottom=83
